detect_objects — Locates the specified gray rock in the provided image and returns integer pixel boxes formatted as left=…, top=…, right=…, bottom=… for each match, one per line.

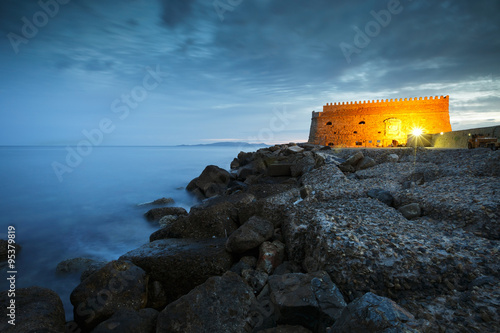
left=257, top=240, right=286, bottom=274
left=120, top=238, right=232, bottom=304
left=290, top=155, right=316, bottom=177
left=356, top=156, right=376, bottom=170
left=70, top=260, right=148, bottom=331
left=150, top=201, right=239, bottom=241
left=226, top=216, right=274, bottom=253
left=156, top=272, right=258, bottom=333
left=144, top=207, right=188, bottom=221
left=137, top=197, right=175, bottom=206
left=269, top=271, right=347, bottom=331
left=341, top=152, right=364, bottom=167
left=300, top=185, right=313, bottom=199
left=56, top=257, right=106, bottom=275
left=186, top=165, right=232, bottom=199
left=398, top=203, right=421, bottom=220
left=91, top=308, right=158, bottom=333
left=0, top=287, right=66, bottom=333
left=387, top=153, right=399, bottom=163
left=242, top=268, right=269, bottom=294
left=330, top=292, right=420, bottom=333
left=287, top=146, right=305, bottom=154
left=367, top=188, right=394, bottom=206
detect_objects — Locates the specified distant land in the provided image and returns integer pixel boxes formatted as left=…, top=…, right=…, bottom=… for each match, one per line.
left=175, top=142, right=270, bottom=147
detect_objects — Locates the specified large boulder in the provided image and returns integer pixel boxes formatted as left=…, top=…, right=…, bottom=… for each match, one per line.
left=330, top=292, right=420, bottom=332
left=144, top=207, right=187, bottom=221
left=186, top=165, right=232, bottom=199
left=356, top=156, right=376, bottom=170
left=0, top=287, right=66, bottom=333
left=156, top=272, right=258, bottom=333
left=120, top=238, right=233, bottom=303
left=268, top=271, right=347, bottom=332
left=91, top=308, right=158, bottom=333
left=150, top=201, right=239, bottom=241
left=226, top=216, right=274, bottom=253
left=70, top=260, right=148, bottom=331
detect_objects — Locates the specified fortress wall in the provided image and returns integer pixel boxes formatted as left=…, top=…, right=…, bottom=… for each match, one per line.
left=309, top=96, right=451, bottom=147
left=431, top=126, right=500, bottom=148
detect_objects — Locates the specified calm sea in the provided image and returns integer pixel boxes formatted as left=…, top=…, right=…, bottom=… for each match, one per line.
left=0, top=145, right=262, bottom=318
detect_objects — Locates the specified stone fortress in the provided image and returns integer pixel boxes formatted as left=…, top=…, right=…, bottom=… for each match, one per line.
left=308, top=96, right=452, bottom=147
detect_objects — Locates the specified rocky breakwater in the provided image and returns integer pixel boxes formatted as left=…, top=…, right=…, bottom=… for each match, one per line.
left=2, top=145, right=498, bottom=332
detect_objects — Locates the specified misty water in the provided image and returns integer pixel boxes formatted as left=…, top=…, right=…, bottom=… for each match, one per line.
left=0, top=145, right=262, bottom=319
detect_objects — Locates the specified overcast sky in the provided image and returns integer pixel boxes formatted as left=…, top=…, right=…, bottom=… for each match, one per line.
left=1, top=0, right=499, bottom=145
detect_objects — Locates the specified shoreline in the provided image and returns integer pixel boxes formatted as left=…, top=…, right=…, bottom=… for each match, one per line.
left=1, top=144, right=499, bottom=332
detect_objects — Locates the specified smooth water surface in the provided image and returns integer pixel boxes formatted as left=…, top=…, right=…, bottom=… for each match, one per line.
left=0, top=145, right=260, bottom=318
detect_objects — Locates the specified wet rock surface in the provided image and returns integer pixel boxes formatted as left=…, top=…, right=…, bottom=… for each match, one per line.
left=0, top=287, right=66, bottom=333
left=156, top=272, right=257, bottom=333
left=70, top=260, right=148, bottom=331
left=119, top=238, right=233, bottom=304
left=15, top=145, right=500, bottom=332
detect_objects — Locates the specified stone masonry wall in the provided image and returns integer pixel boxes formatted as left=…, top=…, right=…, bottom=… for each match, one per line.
left=308, top=96, right=452, bottom=147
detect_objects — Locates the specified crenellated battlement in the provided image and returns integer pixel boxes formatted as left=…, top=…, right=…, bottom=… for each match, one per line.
left=323, top=95, right=449, bottom=112
left=309, top=95, right=452, bottom=147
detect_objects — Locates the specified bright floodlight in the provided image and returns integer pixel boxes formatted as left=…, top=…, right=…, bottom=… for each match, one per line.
left=412, top=128, right=423, bottom=136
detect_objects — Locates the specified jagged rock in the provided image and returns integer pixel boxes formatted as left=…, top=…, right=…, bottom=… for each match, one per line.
left=91, top=308, right=158, bottom=333
left=367, top=188, right=394, bottom=206
left=231, top=157, right=240, bottom=169
left=290, top=154, right=316, bottom=177
left=242, top=268, right=269, bottom=294
left=286, top=146, right=305, bottom=154
left=144, top=207, right=188, bottom=221
left=226, top=216, right=274, bottom=253
left=150, top=201, right=239, bottom=241
left=330, top=292, right=420, bottom=333
left=156, top=272, right=258, bottom=333
left=356, top=156, right=376, bottom=170
left=138, top=197, right=175, bottom=206
left=120, top=238, right=232, bottom=304
left=158, top=214, right=181, bottom=228
left=186, top=165, right=232, bottom=199
left=269, top=271, right=347, bottom=331
left=238, top=151, right=255, bottom=167
left=0, top=287, right=66, bottom=333
left=398, top=203, right=421, bottom=220
left=341, top=152, right=364, bottom=167
left=387, top=153, right=399, bottom=163
left=70, top=260, right=148, bottom=331
left=56, top=257, right=106, bottom=275
left=257, top=240, right=286, bottom=274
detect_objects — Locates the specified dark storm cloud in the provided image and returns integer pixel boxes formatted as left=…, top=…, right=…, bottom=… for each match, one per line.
left=159, top=0, right=196, bottom=27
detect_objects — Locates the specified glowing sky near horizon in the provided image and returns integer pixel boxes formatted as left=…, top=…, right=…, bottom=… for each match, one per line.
left=0, top=0, right=499, bottom=146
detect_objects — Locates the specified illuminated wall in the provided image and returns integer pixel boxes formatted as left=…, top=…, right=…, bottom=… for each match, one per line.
left=308, top=95, right=452, bottom=147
